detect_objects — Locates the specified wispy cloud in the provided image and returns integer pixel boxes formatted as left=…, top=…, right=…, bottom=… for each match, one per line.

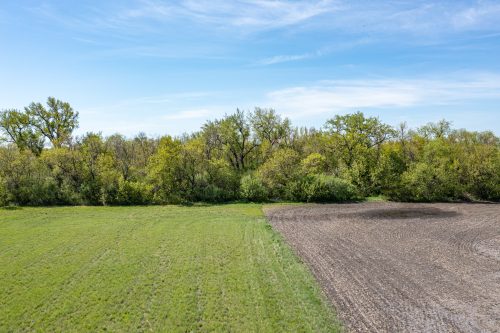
left=258, top=53, right=315, bottom=66
left=330, top=1, right=500, bottom=36
left=256, top=38, right=373, bottom=66
left=266, top=74, right=500, bottom=117
left=25, top=1, right=500, bottom=41
left=140, top=0, right=338, bottom=30
left=28, top=0, right=337, bottom=34
left=452, top=2, right=500, bottom=30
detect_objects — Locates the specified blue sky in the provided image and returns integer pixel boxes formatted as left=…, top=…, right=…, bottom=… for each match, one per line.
left=1, top=0, right=500, bottom=136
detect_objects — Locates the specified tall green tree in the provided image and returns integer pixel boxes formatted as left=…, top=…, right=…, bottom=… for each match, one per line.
left=25, top=97, right=79, bottom=148
left=324, top=112, right=394, bottom=168
left=324, top=112, right=395, bottom=194
left=0, top=109, right=44, bottom=155
left=418, top=119, right=452, bottom=139
left=250, top=108, right=293, bottom=163
left=202, top=109, right=258, bottom=171
left=251, top=108, right=292, bottom=144
left=0, top=102, right=499, bottom=205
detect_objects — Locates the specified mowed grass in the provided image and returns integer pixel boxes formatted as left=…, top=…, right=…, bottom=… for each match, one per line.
left=0, top=204, right=340, bottom=332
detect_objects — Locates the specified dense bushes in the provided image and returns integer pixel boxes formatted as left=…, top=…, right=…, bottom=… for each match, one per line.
left=240, top=174, right=268, bottom=202
left=397, top=163, right=462, bottom=202
left=257, top=148, right=301, bottom=199
left=1, top=101, right=499, bottom=205
left=115, top=179, right=153, bottom=205
left=0, top=175, right=9, bottom=206
left=239, top=173, right=358, bottom=203
left=382, top=134, right=500, bottom=202
left=303, top=175, right=358, bottom=202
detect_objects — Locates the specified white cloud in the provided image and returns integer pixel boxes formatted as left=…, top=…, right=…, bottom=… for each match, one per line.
left=172, top=0, right=336, bottom=29
left=256, top=39, right=373, bottom=66
left=258, top=53, right=313, bottom=65
left=90, top=0, right=338, bottom=33
left=72, top=74, right=500, bottom=136
left=27, top=1, right=500, bottom=40
left=452, top=2, right=500, bottom=30
left=265, top=74, right=500, bottom=117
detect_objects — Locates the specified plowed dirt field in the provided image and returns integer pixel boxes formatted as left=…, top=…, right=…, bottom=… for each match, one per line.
left=266, top=203, right=500, bottom=333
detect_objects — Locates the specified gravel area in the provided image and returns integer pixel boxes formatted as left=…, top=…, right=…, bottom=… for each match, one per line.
left=266, top=202, right=500, bottom=333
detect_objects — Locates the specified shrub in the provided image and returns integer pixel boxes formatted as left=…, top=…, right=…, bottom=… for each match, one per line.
left=375, top=144, right=407, bottom=199
left=240, top=174, right=268, bottom=202
left=1, top=150, right=59, bottom=205
left=57, top=180, right=84, bottom=205
left=115, top=179, right=153, bottom=205
left=0, top=176, right=9, bottom=206
left=397, top=162, right=462, bottom=202
left=460, top=145, right=500, bottom=201
left=201, top=158, right=240, bottom=202
left=194, top=184, right=225, bottom=203
left=257, top=148, right=301, bottom=198
left=284, top=180, right=307, bottom=201
left=300, top=153, right=328, bottom=176
left=303, top=175, right=358, bottom=202
left=341, top=158, right=374, bottom=197
left=14, top=175, right=58, bottom=206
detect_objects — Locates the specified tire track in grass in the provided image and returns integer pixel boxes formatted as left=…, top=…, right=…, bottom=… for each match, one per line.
left=32, top=214, right=143, bottom=331
left=1, top=205, right=341, bottom=332
left=138, top=220, right=172, bottom=332
left=18, top=209, right=143, bottom=330
left=98, top=217, right=168, bottom=332
left=146, top=214, right=203, bottom=331
left=1, top=210, right=135, bottom=331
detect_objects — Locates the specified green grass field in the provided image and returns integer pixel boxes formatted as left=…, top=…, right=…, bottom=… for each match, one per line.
left=0, top=204, right=340, bottom=332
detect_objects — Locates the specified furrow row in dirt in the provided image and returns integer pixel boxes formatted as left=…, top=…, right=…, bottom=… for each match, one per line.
left=266, top=203, right=500, bottom=333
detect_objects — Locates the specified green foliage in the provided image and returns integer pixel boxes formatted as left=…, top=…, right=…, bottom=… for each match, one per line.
left=452, top=130, right=500, bottom=201
left=96, top=154, right=121, bottom=205
left=148, top=136, right=184, bottom=203
left=115, top=179, right=153, bottom=205
left=302, top=175, right=358, bottom=202
left=341, top=158, right=373, bottom=196
left=300, top=153, right=328, bottom=175
left=0, top=175, right=9, bottom=206
left=250, top=108, right=292, bottom=162
left=3, top=150, right=58, bottom=205
left=25, top=97, right=79, bottom=148
left=202, top=109, right=258, bottom=171
left=324, top=111, right=395, bottom=167
left=257, top=148, right=301, bottom=198
left=374, top=143, right=408, bottom=198
left=418, top=119, right=452, bottom=139
left=398, top=162, right=462, bottom=202
left=0, top=102, right=499, bottom=204
left=240, top=174, right=268, bottom=202
left=197, top=158, right=240, bottom=202
left=0, top=109, right=44, bottom=155
left=324, top=112, right=396, bottom=195
left=40, top=147, right=84, bottom=204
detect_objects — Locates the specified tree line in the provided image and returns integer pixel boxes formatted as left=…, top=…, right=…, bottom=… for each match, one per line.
left=0, top=97, right=499, bottom=206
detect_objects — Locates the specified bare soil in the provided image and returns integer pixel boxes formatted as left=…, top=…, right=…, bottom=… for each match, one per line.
left=265, top=202, right=500, bottom=333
